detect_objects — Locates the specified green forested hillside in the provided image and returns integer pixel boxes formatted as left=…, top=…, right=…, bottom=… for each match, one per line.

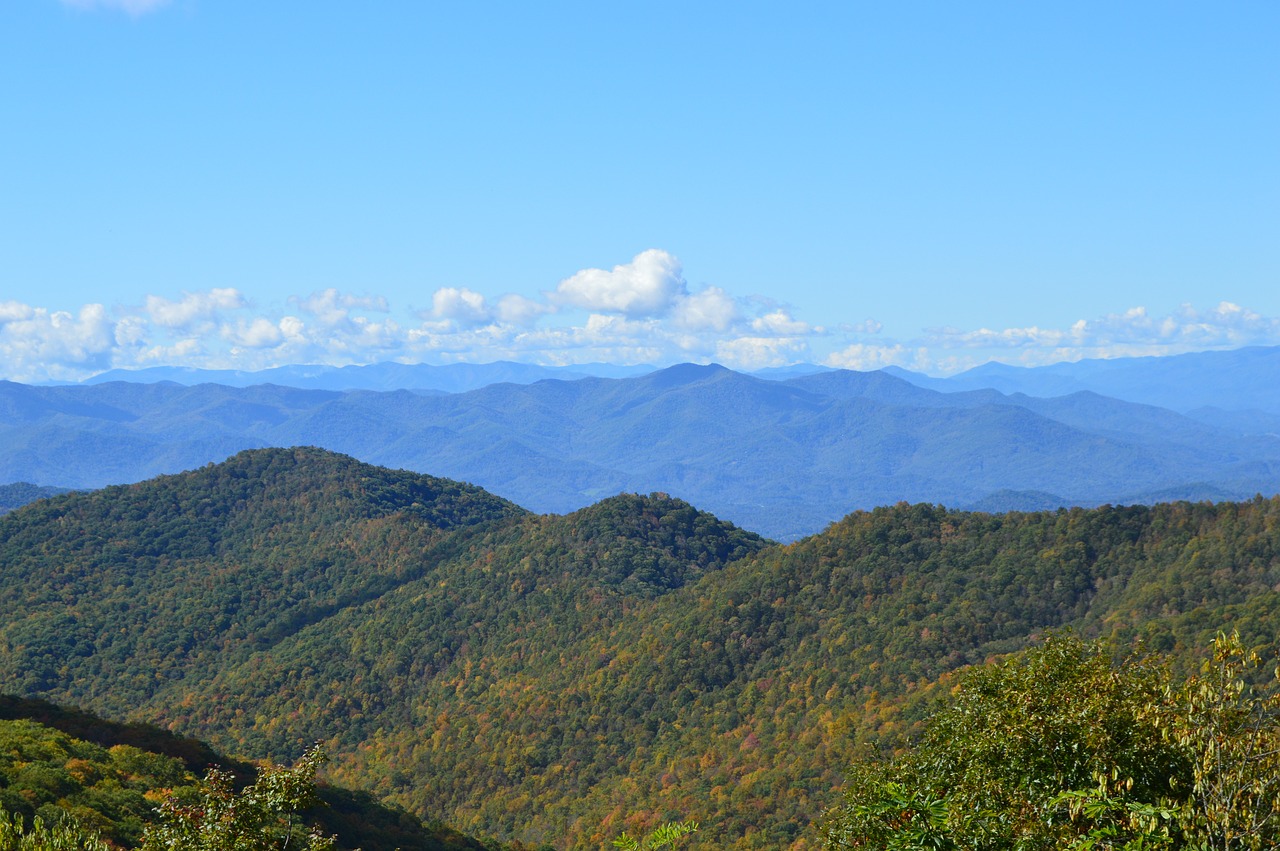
left=0, top=447, right=526, bottom=717
left=1, top=449, right=1279, bottom=848
left=0, top=699, right=495, bottom=850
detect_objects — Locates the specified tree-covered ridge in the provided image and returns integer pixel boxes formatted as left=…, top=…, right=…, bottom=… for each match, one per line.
left=0, top=484, right=71, bottom=516
left=0, top=448, right=528, bottom=717
left=0, top=717, right=185, bottom=848
left=136, top=498, right=1280, bottom=847
left=137, top=492, right=772, bottom=838
left=3, top=450, right=1280, bottom=847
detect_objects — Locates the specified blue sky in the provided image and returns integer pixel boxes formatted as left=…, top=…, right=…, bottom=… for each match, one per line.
left=1, top=0, right=1277, bottom=381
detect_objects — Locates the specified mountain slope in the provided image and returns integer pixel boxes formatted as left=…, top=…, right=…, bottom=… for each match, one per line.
left=3, top=453, right=1280, bottom=848
left=0, top=447, right=527, bottom=717
left=0, top=697, right=492, bottom=850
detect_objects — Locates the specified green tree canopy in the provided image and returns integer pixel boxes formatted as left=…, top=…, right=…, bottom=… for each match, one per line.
left=824, top=632, right=1280, bottom=850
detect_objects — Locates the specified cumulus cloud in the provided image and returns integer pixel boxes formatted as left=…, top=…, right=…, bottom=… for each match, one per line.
left=292, top=289, right=388, bottom=326
left=927, top=302, right=1280, bottom=356
left=909, top=301, right=1280, bottom=372
left=224, top=317, right=284, bottom=349
left=146, top=288, right=246, bottom=328
left=5, top=250, right=1277, bottom=383
left=751, top=309, right=811, bottom=336
left=671, top=287, right=739, bottom=332
left=0, top=302, right=35, bottom=322
left=824, top=343, right=933, bottom=371
left=430, top=287, right=492, bottom=326
left=495, top=293, right=548, bottom=326
left=0, top=303, right=116, bottom=381
left=553, top=249, right=687, bottom=317
left=715, top=336, right=810, bottom=370
left=60, top=0, right=172, bottom=15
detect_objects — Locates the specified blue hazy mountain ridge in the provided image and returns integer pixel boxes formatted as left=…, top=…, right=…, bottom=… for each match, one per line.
left=884, top=344, right=1280, bottom=422
left=79, top=360, right=655, bottom=393
left=4, top=364, right=1280, bottom=540
left=0, top=482, right=72, bottom=514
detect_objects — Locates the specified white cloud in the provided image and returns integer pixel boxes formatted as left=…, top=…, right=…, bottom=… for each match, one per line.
left=225, top=317, right=284, bottom=349
left=825, top=343, right=921, bottom=371
left=279, top=315, right=307, bottom=340
left=5, top=250, right=1277, bottom=384
left=751, top=309, right=811, bottom=336
left=553, top=249, right=687, bottom=317
left=0, top=304, right=116, bottom=381
left=431, top=287, right=491, bottom=325
left=926, top=302, right=1280, bottom=357
left=60, top=0, right=171, bottom=15
left=0, top=302, right=35, bottom=323
left=146, top=288, right=246, bottom=328
left=715, top=336, right=809, bottom=370
left=907, top=301, right=1280, bottom=373
left=671, top=287, right=739, bottom=332
left=495, top=293, right=548, bottom=326
left=292, top=289, right=388, bottom=326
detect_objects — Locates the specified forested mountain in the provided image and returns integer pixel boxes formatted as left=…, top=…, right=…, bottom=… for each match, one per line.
left=0, top=482, right=70, bottom=514
left=2, top=450, right=1280, bottom=848
left=5, top=363, right=1280, bottom=540
left=0, top=447, right=527, bottom=717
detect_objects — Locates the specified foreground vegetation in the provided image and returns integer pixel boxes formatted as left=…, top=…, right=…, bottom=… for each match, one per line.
left=826, top=631, right=1280, bottom=849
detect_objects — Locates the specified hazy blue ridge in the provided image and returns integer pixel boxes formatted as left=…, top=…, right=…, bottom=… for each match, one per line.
left=71, top=360, right=658, bottom=393
left=884, top=345, right=1280, bottom=418
left=3, top=363, right=1280, bottom=540
left=0, top=482, right=73, bottom=514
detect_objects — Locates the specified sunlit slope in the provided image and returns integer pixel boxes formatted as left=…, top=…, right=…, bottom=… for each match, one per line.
left=0, top=697, right=491, bottom=851
left=3, top=450, right=1280, bottom=848
left=209, top=497, right=1279, bottom=848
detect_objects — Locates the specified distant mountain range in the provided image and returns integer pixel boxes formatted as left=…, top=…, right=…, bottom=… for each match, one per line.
left=885, top=344, right=1280, bottom=421
left=4, top=351, right=1280, bottom=539
left=71, top=360, right=656, bottom=393
left=0, top=481, right=72, bottom=514
left=63, top=345, right=1280, bottom=421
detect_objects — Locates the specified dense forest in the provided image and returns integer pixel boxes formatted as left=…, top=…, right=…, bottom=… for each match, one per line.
left=1, top=448, right=1279, bottom=847
left=0, top=697, right=498, bottom=850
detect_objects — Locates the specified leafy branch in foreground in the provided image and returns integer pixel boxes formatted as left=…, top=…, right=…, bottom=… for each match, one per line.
left=141, top=744, right=337, bottom=851
left=0, top=809, right=110, bottom=851
left=612, top=820, right=698, bottom=850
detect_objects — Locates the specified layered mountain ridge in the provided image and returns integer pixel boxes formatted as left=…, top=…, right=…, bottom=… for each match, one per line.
left=4, top=359, right=1280, bottom=540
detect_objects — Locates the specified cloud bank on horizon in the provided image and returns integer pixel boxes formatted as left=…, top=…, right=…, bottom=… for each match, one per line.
left=2, top=250, right=1278, bottom=383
